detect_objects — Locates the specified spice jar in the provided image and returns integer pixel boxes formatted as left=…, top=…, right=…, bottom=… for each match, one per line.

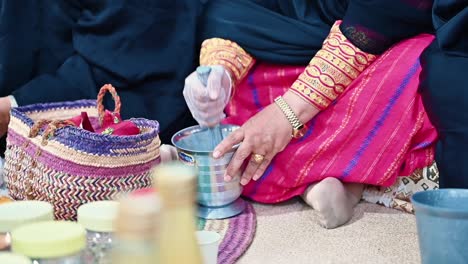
left=0, top=201, right=54, bottom=251
left=77, top=201, right=119, bottom=264
left=112, top=188, right=161, bottom=264
left=11, top=221, right=86, bottom=263
left=0, top=252, right=32, bottom=264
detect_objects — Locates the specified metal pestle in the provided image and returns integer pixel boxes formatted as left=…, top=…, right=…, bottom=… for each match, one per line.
left=196, top=66, right=224, bottom=150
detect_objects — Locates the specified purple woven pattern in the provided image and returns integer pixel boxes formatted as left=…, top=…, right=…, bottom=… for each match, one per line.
left=5, top=144, right=154, bottom=220
left=11, top=102, right=160, bottom=156
left=210, top=203, right=256, bottom=264
left=7, top=130, right=160, bottom=177
left=10, top=100, right=96, bottom=127
left=218, top=203, right=256, bottom=264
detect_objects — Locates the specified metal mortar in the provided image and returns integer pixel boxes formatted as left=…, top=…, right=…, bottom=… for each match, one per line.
left=172, top=124, right=246, bottom=219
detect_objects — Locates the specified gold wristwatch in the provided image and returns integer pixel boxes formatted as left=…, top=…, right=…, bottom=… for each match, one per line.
left=274, top=96, right=308, bottom=139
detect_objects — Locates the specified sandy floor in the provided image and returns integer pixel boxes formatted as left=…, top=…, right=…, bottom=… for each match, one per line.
left=238, top=200, right=421, bottom=264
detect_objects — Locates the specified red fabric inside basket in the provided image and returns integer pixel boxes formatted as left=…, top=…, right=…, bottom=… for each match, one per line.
left=68, top=110, right=140, bottom=136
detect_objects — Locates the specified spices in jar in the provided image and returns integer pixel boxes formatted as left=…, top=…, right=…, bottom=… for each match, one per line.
left=0, top=196, right=13, bottom=205
left=11, top=221, right=86, bottom=264
left=0, top=201, right=53, bottom=251
left=78, top=201, right=119, bottom=264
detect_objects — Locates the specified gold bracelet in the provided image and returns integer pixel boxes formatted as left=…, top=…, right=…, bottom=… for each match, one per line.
left=274, top=96, right=307, bottom=139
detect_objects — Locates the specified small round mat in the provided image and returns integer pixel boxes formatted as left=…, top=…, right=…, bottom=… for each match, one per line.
left=197, top=202, right=256, bottom=264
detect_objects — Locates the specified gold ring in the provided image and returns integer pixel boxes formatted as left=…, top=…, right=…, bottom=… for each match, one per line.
left=252, top=153, right=265, bottom=164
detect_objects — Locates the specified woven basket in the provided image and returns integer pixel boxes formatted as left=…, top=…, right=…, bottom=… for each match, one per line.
left=4, top=85, right=161, bottom=220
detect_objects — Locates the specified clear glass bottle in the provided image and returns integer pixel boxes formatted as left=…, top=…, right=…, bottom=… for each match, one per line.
left=0, top=201, right=54, bottom=252
left=153, top=163, right=203, bottom=264
left=112, top=188, right=161, bottom=264
left=77, top=201, right=119, bottom=264
left=11, top=221, right=86, bottom=264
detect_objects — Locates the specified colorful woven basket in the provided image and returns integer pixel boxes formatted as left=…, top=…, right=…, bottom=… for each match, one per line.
left=4, top=85, right=161, bottom=220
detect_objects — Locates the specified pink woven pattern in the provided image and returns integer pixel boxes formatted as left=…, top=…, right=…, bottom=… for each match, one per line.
left=5, top=137, right=158, bottom=220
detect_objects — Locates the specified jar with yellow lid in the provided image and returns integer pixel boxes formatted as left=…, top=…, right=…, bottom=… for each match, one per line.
left=11, top=221, right=86, bottom=264
left=78, top=201, right=119, bottom=264
left=112, top=188, right=161, bottom=264
left=0, top=201, right=53, bottom=251
left=0, top=252, right=32, bottom=264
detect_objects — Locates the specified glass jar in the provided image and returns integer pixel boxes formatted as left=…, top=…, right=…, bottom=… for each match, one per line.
left=77, top=201, right=119, bottom=264
left=11, top=221, right=86, bottom=264
left=112, top=188, right=160, bottom=264
left=0, top=252, right=32, bottom=264
left=0, top=201, right=54, bottom=251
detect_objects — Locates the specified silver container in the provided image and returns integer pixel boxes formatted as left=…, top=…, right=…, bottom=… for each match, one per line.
left=172, top=124, right=246, bottom=219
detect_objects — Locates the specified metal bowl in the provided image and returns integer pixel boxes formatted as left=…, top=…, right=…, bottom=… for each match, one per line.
left=172, top=124, right=246, bottom=219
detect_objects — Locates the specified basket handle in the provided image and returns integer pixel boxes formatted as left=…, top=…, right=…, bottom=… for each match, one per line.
left=29, top=119, right=52, bottom=138
left=29, top=119, right=75, bottom=146
left=97, top=84, right=122, bottom=125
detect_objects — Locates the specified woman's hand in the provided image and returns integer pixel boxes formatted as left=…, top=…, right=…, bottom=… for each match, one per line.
left=213, top=103, right=292, bottom=185
left=213, top=91, right=320, bottom=185
left=0, top=97, right=11, bottom=138
left=183, top=65, right=232, bottom=127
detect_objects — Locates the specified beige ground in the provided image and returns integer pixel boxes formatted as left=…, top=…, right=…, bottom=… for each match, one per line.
left=238, top=200, right=421, bottom=264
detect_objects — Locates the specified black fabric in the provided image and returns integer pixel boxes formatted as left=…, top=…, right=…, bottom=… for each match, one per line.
left=0, top=0, right=204, bottom=143
left=419, top=0, right=468, bottom=188
left=340, top=0, right=434, bottom=54
left=199, top=0, right=434, bottom=63
left=199, top=0, right=348, bottom=65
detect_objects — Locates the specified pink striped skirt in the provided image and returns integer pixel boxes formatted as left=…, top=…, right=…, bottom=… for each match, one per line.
left=223, top=34, right=438, bottom=203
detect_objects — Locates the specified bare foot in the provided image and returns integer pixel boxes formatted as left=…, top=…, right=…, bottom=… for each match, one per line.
left=159, top=144, right=178, bottom=163
left=301, top=177, right=363, bottom=229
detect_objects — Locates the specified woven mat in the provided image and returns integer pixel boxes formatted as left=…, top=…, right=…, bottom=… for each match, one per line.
left=197, top=202, right=256, bottom=264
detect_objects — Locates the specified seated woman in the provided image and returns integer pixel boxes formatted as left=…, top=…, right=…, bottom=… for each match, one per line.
left=0, top=0, right=203, bottom=155
left=184, top=0, right=438, bottom=228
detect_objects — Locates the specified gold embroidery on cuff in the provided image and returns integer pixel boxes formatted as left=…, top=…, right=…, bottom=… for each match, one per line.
left=290, top=21, right=377, bottom=110
left=200, top=38, right=255, bottom=85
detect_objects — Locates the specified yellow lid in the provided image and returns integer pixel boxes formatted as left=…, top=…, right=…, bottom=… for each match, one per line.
left=0, top=253, right=31, bottom=264
left=11, top=221, right=86, bottom=259
left=78, top=201, right=119, bottom=232
left=0, top=201, right=54, bottom=233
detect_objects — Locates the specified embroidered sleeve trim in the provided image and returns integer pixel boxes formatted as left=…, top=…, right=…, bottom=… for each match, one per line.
left=290, top=21, right=378, bottom=110
left=200, top=38, right=255, bottom=86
